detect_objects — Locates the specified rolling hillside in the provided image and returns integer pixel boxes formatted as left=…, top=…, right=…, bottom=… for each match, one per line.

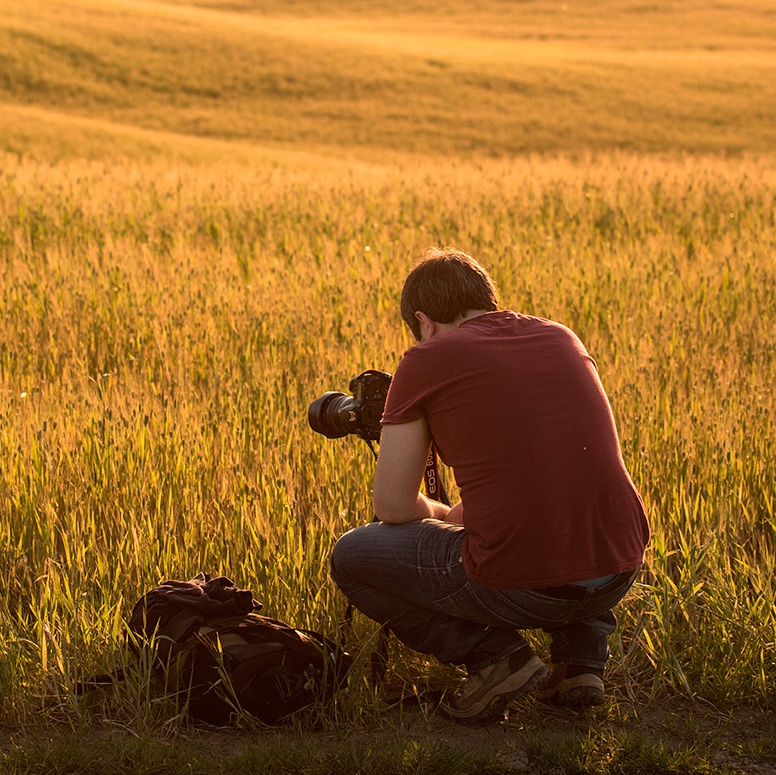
left=1, top=0, right=775, bottom=160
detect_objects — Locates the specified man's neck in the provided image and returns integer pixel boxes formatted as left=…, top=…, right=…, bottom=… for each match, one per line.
left=456, top=309, right=494, bottom=326
left=416, top=309, right=496, bottom=342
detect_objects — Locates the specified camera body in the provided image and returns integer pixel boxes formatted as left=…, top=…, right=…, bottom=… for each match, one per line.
left=308, top=370, right=392, bottom=441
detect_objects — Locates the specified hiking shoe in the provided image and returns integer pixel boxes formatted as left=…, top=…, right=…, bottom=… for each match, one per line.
left=535, top=663, right=605, bottom=707
left=440, top=648, right=549, bottom=724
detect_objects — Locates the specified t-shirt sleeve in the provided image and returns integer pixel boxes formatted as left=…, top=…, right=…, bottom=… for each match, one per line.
left=381, top=348, right=427, bottom=425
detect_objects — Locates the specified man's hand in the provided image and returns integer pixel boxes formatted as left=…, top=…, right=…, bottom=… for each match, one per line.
left=445, top=501, right=464, bottom=525
left=373, top=418, right=451, bottom=524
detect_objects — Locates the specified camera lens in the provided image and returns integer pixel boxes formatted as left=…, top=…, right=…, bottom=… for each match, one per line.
left=308, top=392, right=357, bottom=439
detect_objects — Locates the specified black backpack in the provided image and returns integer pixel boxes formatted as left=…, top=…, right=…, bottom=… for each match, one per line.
left=127, top=573, right=352, bottom=726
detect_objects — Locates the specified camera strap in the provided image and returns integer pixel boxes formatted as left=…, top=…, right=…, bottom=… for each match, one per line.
left=424, top=444, right=450, bottom=506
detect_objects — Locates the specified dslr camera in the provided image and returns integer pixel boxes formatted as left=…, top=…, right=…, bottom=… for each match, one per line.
left=308, top=370, right=392, bottom=441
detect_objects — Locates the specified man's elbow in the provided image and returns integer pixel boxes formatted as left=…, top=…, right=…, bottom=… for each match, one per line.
left=373, top=494, right=417, bottom=524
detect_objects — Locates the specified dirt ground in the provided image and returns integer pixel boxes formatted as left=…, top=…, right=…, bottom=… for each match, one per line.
left=2, top=695, right=774, bottom=774
left=146, top=696, right=776, bottom=774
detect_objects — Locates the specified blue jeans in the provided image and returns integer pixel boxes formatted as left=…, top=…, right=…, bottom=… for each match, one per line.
left=330, top=519, right=637, bottom=673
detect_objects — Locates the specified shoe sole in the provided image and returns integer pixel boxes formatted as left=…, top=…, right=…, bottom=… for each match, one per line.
left=536, top=674, right=605, bottom=708
left=441, top=656, right=549, bottom=724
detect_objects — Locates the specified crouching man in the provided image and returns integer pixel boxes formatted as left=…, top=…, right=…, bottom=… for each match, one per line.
left=331, top=247, right=650, bottom=723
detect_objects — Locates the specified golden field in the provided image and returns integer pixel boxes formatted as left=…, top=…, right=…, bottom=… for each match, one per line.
left=0, top=0, right=775, bottom=770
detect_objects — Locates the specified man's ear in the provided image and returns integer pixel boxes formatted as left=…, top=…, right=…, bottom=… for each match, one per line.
left=414, top=311, right=436, bottom=341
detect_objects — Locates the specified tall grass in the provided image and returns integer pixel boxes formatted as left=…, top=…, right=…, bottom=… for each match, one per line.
left=1, top=150, right=774, bottom=729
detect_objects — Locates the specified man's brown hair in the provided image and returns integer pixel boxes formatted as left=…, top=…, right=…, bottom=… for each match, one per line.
left=400, top=247, right=500, bottom=340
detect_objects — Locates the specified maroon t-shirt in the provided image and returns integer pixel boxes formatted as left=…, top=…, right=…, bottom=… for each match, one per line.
left=382, top=311, right=649, bottom=589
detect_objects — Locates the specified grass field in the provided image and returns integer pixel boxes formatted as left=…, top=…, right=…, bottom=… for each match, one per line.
left=1, top=1, right=776, bottom=773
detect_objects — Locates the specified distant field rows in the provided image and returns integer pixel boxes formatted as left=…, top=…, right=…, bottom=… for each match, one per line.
left=2, top=0, right=776, bottom=158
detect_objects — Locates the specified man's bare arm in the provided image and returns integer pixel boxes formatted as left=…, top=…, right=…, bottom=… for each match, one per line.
left=373, top=419, right=452, bottom=524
